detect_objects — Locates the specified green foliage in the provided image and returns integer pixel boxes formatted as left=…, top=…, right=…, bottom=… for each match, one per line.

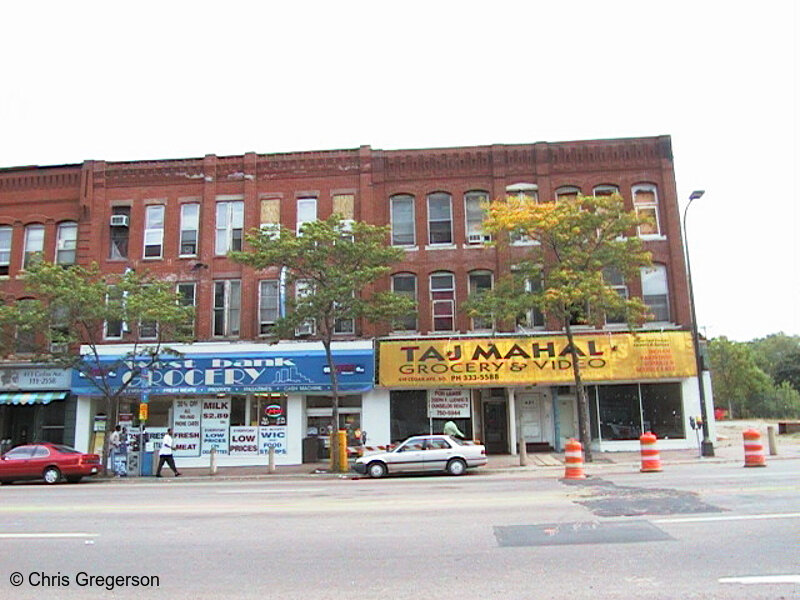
left=230, top=215, right=414, bottom=342
left=708, top=336, right=800, bottom=418
left=748, top=332, right=800, bottom=380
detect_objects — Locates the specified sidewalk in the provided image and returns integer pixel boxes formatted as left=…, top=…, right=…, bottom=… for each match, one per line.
left=104, top=436, right=800, bottom=483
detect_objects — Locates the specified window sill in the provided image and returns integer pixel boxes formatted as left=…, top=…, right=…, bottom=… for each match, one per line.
left=639, top=234, right=667, bottom=241
left=511, top=240, right=540, bottom=247
left=425, top=244, right=457, bottom=251
left=394, top=245, right=418, bottom=252
left=142, top=257, right=163, bottom=261
left=461, top=243, right=491, bottom=250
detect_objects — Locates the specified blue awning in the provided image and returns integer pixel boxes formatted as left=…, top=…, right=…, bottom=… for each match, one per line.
left=0, top=391, right=69, bottom=405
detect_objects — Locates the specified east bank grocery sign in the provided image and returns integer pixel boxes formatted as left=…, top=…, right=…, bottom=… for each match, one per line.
left=379, top=331, right=697, bottom=387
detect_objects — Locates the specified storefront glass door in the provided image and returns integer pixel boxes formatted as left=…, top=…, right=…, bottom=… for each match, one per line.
left=482, top=401, right=508, bottom=454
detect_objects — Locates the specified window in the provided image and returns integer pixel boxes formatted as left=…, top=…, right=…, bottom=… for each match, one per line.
left=468, top=270, right=493, bottom=330
left=15, top=299, right=38, bottom=353
left=632, top=184, right=661, bottom=236
left=332, top=193, right=355, bottom=224
left=392, top=273, right=417, bottom=331
left=430, top=272, right=455, bottom=332
left=518, top=275, right=545, bottom=329
left=50, top=304, right=69, bottom=353
left=641, top=264, right=670, bottom=322
left=464, top=191, right=490, bottom=244
left=294, top=280, right=315, bottom=336
left=603, top=267, right=628, bottom=325
left=259, top=280, right=279, bottom=335
left=110, top=206, right=130, bottom=259
left=555, top=186, right=580, bottom=203
left=260, top=198, right=281, bottom=239
left=593, top=184, right=619, bottom=197
left=591, top=382, right=684, bottom=441
left=390, top=194, right=415, bottom=246
left=296, top=197, right=317, bottom=235
left=53, top=222, right=78, bottom=266
left=139, top=317, right=158, bottom=340
left=179, top=203, right=199, bottom=256
left=506, top=184, right=537, bottom=243
left=213, top=280, right=241, bottom=337
left=143, top=205, right=165, bottom=258
left=427, top=193, right=452, bottom=245
left=22, top=224, right=44, bottom=269
left=215, top=199, right=244, bottom=255
left=0, top=226, right=12, bottom=275
left=334, top=299, right=355, bottom=335
left=104, top=287, right=124, bottom=340
left=177, top=282, right=196, bottom=336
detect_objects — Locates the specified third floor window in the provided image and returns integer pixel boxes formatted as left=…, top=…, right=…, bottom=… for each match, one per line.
left=427, top=193, right=452, bottom=245
left=390, top=194, right=415, bottom=246
left=0, top=226, right=12, bottom=275
left=55, top=222, right=78, bottom=266
left=180, top=203, right=199, bottom=256
left=215, top=200, right=244, bottom=255
left=143, top=205, right=165, bottom=259
left=23, top=224, right=44, bottom=269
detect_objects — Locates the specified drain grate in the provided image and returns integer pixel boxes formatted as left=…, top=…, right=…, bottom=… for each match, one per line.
left=494, top=520, right=673, bottom=547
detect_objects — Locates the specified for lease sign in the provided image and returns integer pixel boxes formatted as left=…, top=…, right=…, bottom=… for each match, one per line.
left=428, top=389, right=471, bottom=418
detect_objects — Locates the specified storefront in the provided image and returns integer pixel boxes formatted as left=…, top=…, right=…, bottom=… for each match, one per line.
left=71, top=341, right=375, bottom=467
left=377, top=331, right=715, bottom=454
left=0, top=364, right=75, bottom=452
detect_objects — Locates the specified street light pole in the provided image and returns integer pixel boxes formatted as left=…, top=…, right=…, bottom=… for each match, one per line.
left=683, top=190, right=714, bottom=457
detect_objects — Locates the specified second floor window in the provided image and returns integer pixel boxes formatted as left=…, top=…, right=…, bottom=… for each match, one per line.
left=215, top=200, right=244, bottom=255
left=430, top=272, right=455, bottom=332
left=604, top=267, right=628, bottom=325
left=180, top=203, right=199, bottom=256
left=143, top=205, right=165, bottom=258
left=177, top=282, right=196, bottom=336
left=465, top=191, right=490, bottom=244
left=427, top=193, right=452, bottom=245
left=468, top=271, right=493, bottom=330
left=213, top=280, right=241, bottom=337
left=0, top=226, right=12, bottom=276
left=641, top=265, right=670, bottom=322
left=104, top=287, right=124, bottom=340
left=23, top=224, right=44, bottom=269
left=55, top=222, right=78, bottom=266
left=259, top=280, right=279, bottom=335
left=390, top=194, right=415, bottom=246
left=392, top=273, right=417, bottom=331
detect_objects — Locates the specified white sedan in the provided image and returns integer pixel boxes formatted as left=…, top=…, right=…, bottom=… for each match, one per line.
left=353, top=435, right=487, bottom=478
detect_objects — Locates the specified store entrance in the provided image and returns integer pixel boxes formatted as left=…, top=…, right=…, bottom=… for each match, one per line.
left=482, top=401, right=508, bottom=454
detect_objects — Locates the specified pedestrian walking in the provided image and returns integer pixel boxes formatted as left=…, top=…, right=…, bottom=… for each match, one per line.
left=156, top=428, right=181, bottom=477
left=109, top=425, right=122, bottom=476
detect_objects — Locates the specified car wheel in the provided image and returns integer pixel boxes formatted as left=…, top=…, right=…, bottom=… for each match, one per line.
left=367, top=461, right=387, bottom=479
left=43, top=466, right=62, bottom=484
left=66, top=476, right=83, bottom=484
left=446, top=458, right=467, bottom=476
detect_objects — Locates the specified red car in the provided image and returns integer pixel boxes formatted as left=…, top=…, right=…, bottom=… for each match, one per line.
left=0, top=443, right=101, bottom=484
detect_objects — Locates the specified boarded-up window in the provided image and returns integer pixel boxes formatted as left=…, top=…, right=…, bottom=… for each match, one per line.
left=332, top=194, right=354, bottom=220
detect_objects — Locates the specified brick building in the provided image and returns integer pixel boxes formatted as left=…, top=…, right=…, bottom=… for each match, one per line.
left=0, top=136, right=715, bottom=465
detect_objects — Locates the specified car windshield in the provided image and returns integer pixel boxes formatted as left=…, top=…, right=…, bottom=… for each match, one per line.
left=52, top=445, right=81, bottom=454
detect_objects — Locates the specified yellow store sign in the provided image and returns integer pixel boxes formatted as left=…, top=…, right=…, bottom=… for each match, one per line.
left=378, top=331, right=697, bottom=388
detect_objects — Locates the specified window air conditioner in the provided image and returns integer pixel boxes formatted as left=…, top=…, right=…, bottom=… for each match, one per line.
left=468, top=233, right=491, bottom=244
left=295, top=321, right=315, bottom=337
left=110, top=215, right=129, bottom=227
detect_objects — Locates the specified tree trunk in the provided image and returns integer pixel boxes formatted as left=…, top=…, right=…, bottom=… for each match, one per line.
left=564, top=321, right=593, bottom=463
left=322, top=338, right=343, bottom=472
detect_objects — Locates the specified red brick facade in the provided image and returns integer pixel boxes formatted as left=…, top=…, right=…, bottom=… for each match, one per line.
left=0, top=136, right=691, bottom=342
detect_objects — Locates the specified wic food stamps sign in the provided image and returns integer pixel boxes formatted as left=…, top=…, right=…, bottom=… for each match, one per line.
left=379, top=332, right=697, bottom=387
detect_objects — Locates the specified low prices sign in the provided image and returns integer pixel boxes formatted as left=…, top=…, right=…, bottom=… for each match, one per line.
left=259, top=426, right=288, bottom=455
left=201, top=399, right=230, bottom=456
left=173, top=399, right=201, bottom=457
left=428, top=389, right=471, bottom=419
left=229, top=426, right=259, bottom=456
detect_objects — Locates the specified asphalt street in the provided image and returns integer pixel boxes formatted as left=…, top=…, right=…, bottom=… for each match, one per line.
left=1, top=460, right=798, bottom=600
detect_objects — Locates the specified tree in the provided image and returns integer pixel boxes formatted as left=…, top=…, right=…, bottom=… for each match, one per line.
left=464, top=193, right=652, bottom=461
left=0, top=261, right=194, bottom=474
left=230, top=215, right=414, bottom=472
left=707, top=336, right=772, bottom=418
left=774, top=348, right=800, bottom=393
left=748, top=332, right=800, bottom=381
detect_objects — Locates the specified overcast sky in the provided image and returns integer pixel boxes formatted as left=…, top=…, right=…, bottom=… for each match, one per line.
left=1, top=1, right=797, bottom=342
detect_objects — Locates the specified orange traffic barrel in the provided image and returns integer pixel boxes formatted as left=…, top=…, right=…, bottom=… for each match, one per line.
left=563, top=438, right=586, bottom=479
left=743, top=428, right=767, bottom=467
left=639, top=431, right=662, bottom=472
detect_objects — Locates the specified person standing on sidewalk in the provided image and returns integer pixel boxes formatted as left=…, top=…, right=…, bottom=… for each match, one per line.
left=109, top=425, right=122, bottom=476
left=443, top=420, right=465, bottom=439
left=156, top=428, right=181, bottom=477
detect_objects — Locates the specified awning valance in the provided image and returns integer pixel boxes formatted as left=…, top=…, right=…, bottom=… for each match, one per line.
left=0, top=391, right=69, bottom=405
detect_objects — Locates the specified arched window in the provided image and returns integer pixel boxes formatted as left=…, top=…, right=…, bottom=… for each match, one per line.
left=593, top=184, right=619, bottom=197
left=0, top=225, right=12, bottom=276
left=464, top=190, right=490, bottom=244
left=23, top=224, right=44, bottom=269
left=390, top=194, right=415, bottom=246
left=427, top=192, right=453, bottom=245
left=555, top=186, right=581, bottom=203
left=506, top=183, right=538, bottom=244
left=391, top=273, right=417, bottom=331
left=632, top=183, right=661, bottom=236
left=430, top=272, right=455, bottom=332
left=640, top=264, right=670, bottom=322
left=56, top=221, right=78, bottom=265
